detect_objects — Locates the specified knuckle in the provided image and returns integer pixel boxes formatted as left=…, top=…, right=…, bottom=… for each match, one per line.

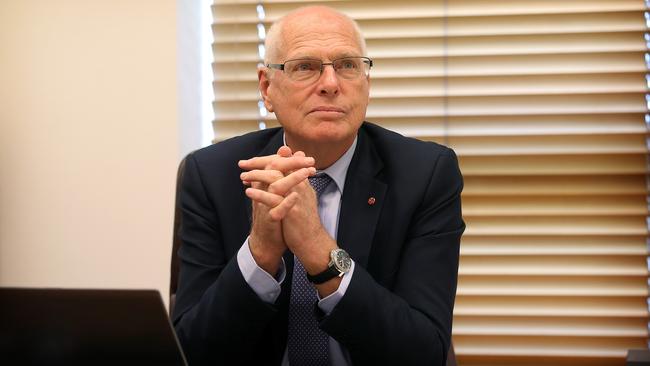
left=270, top=209, right=282, bottom=221
left=268, top=183, right=281, bottom=195
left=268, top=159, right=283, bottom=170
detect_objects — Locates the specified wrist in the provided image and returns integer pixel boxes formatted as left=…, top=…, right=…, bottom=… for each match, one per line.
left=249, top=235, right=285, bottom=276
left=315, top=276, right=342, bottom=298
left=298, top=231, right=337, bottom=275
left=306, top=248, right=351, bottom=284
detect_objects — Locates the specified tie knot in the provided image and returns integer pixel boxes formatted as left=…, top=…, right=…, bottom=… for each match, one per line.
left=308, top=174, right=332, bottom=198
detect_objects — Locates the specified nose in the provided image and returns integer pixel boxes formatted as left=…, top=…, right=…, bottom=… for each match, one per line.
left=318, top=64, right=339, bottom=96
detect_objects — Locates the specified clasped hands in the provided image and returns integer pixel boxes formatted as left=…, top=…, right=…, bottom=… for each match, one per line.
left=239, top=146, right=338, bottom=290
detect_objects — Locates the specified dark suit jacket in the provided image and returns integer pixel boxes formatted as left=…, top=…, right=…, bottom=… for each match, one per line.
left=172, top=122, right=464, bottom=366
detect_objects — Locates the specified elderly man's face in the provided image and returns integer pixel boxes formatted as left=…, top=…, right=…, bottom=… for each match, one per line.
left=260, top=12, right=370, bottom=148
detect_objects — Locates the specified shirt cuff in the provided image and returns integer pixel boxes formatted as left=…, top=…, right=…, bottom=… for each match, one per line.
left=236, top=237, right=286, bottom=303
left=317, top=260, right=355, bottom=315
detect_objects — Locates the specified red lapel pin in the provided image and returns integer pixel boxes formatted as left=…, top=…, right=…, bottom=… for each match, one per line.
left=367, top=197, right=376, bottom=206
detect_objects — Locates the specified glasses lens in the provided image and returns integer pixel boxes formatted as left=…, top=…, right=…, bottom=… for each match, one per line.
left=281, top=58, right=371, bottom=82
left=284, top=59, right=321, bottom=81
left=333, top=58, right=367, bottom=79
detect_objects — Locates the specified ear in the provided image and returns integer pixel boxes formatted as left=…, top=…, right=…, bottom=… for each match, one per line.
left=364, top=74, right=371, bottom=100
left=258, top=67, right=274, bottom=112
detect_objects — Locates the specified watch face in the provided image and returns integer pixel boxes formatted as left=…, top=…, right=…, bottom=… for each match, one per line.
left=332, top=249, right=352, bottom=272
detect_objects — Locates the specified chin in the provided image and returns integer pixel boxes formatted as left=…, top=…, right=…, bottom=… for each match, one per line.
left=282, top=116, right=361, bottom=146
left=309, top=123, right=355, bottom=143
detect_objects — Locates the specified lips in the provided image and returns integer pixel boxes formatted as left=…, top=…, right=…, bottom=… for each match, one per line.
left=309, top=106, right=345, bottom=114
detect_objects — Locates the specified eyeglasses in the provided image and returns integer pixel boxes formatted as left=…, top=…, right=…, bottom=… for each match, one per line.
left=266, top=57, right=373, bottom=83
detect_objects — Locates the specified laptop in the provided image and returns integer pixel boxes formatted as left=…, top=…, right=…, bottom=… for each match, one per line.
left=0, top=288, right=187, bottom=366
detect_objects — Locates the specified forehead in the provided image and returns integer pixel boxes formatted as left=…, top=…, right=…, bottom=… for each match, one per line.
left=279, top=13, right=362, bottom=60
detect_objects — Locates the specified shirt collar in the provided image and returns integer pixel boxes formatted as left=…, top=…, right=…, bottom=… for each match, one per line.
left=282, top=134, right=358, bottom=194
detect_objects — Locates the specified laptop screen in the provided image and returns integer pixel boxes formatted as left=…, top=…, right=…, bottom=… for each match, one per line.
left=0, top=288, right=187, bottom=366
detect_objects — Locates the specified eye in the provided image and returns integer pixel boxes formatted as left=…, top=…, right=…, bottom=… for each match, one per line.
left=339, top=59, right=358, bottom=69
left=292, top=61, right=318, bottom=72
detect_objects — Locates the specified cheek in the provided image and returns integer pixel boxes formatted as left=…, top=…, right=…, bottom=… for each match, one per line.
left=353, top=90, right=370, bottom=113
left=273, top=84, right=308, bottom=106
left=269, top=91, right=303, bottom=123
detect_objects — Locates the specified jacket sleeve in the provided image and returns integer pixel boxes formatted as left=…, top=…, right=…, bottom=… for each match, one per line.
left=171, top=153, right=280, bottom=365
left=319, top=148, right=464, bottom=365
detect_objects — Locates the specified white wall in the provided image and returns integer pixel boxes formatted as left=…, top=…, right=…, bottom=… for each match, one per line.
left=0, top=0, right=180, bottom=305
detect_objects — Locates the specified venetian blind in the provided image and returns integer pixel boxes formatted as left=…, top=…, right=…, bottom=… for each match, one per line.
left=210, top=0, right=650, bottom=365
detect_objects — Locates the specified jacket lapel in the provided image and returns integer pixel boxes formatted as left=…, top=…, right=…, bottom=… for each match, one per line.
left=336, top=126, right=387, bottom=268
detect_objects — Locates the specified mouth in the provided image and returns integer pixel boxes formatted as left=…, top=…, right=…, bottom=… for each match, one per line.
left=309, top=106, right=346, bottom=115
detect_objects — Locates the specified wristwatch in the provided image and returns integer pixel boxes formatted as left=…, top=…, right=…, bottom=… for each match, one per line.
left=306, top=248, right=352, bottom=284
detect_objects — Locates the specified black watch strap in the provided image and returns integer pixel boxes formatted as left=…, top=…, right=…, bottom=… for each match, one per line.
left=306, top=265, right=341, bottom=284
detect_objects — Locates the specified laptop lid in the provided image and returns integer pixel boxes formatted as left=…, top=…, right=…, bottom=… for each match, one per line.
left=0, top=288, right=187, bottom=366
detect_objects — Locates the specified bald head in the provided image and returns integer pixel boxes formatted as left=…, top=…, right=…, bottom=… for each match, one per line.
left=264, top=6, right=367, bottom=64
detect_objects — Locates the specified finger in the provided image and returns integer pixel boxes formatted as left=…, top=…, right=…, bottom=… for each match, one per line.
left=293, top=150, right=306, bottom=157
left=268, top=167, right=316, bottom=195
left=277, top=145, right=293, bottom=157
left=238, top=155, right=278, bottom=170
left=245, top=187, right=284, bottom=208
left=240, top=155, right=315, bottom=172
left=266, top=155, right=315, bottom=172
left=241, top=169, right=284, bottom=186
left=269, top=192, right=299, bottom=221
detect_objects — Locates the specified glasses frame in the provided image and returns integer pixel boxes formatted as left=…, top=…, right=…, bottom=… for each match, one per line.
left=266, top=56, right=373, bottom=82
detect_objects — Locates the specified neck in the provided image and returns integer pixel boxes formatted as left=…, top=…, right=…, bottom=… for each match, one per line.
left=285, top=134, right=355, bottom=170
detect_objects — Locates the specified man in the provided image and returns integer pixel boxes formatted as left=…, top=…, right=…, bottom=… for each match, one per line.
left=172, top=6, right=464, bottom=366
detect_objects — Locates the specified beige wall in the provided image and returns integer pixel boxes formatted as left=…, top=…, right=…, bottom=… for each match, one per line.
left=0, top=1, right=179, bottom=305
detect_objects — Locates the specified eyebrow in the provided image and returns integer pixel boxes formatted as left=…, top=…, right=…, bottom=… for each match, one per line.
left=286, top=55, right=321, bottom=61
left=335, top=52, right=362, bottom=58
left=286, top=53, right=363, bottom=61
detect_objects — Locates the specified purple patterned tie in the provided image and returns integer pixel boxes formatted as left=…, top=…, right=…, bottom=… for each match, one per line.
left=287, top=174, right=332, bottom=366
